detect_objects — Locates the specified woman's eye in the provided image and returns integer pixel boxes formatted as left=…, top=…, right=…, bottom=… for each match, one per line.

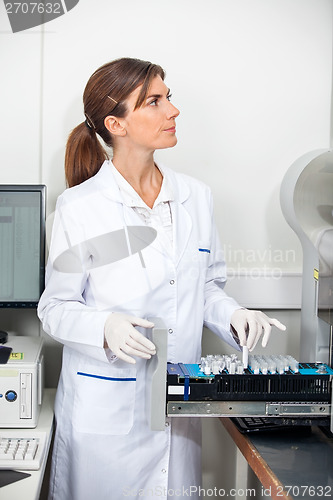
left=148, top=94, right=172, bottom=106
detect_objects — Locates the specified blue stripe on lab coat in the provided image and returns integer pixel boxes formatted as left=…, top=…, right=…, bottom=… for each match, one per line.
left=77, top=371, right=136, bottom=382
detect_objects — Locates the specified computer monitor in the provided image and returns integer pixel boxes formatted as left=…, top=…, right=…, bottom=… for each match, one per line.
left=0, top=185, right=46, bottom=308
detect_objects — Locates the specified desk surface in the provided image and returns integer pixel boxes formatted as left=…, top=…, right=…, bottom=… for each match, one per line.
left=0, top=388, right=56, bottom=500
left=221, top=418, right=333, bottom=500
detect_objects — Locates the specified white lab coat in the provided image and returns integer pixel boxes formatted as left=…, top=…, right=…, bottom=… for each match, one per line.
left=38, top=160, right=241, bottom=500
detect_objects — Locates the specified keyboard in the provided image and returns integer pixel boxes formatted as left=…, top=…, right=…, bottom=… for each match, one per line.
left=231, top=416, right=279, bottom=433
left=231, top=416, right=297, bottom=433
left=0, top=431, right=47, bottom=470
left=231, top=416, right=313, bottom=434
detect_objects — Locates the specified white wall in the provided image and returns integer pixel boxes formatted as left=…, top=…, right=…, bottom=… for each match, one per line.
left=0, top=0, right=331, bottom=495
left=1, top=0, right=332, bottom=307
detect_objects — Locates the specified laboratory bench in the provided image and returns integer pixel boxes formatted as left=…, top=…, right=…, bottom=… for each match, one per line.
left=221, top=417, right=333, bottom=500
left=0, top=388, right=56, bottom=500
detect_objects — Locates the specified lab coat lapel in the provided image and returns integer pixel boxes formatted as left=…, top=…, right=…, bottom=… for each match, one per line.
left=173, top=200, right=192, bottom=267
left=167, top=167, right=192, bottom=268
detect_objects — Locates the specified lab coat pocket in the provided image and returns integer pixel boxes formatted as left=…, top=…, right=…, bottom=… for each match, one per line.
left=73, top=366, right=136, bottom=435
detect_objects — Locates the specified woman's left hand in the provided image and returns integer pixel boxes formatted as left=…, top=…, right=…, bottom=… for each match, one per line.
left=230, top=308, right=286, bottom=351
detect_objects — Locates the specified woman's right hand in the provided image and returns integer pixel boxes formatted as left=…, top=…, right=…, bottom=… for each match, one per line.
left=104, top=313, right=156, bottom=364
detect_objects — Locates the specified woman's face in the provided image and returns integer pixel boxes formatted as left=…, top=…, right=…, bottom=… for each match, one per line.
left=118, top=75, right=180, bottom=152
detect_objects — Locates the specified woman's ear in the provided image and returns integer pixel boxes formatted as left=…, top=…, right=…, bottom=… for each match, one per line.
left=104, top=115, right=126, bottom=136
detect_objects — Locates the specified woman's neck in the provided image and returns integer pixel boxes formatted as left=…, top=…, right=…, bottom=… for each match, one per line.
left=112, top=151, right=162, bottom=209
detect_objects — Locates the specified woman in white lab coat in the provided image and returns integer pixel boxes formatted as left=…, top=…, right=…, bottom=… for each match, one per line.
left=38, top=57, right=285, bottom=500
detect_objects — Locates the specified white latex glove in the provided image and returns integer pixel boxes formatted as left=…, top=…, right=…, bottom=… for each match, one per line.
left=230, top=309, right=286, bottom=351
left=104, top=313, right=156, bottom=364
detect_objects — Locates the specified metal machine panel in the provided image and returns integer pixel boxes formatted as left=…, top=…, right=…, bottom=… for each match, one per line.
left=0, top=337, right=44, bottom=428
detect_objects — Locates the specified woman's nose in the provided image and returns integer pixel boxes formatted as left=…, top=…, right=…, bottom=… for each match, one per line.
left=167, top=102, right=180, bottom=119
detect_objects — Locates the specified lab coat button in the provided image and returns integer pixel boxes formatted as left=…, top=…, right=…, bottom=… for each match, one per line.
left=169, top=279, right=175, bottom=285
left=162, top=469, right=167, bottom=473
left=168, top=329, right=173, bottom=334
left=165, top=422, right=170, bottom=427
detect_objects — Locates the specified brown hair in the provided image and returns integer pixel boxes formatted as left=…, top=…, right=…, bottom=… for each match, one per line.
left=65, top=57, right=165, bottom=187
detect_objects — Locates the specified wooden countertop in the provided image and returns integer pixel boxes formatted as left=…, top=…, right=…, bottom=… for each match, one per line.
left=221, top=417, right=293, bottom=500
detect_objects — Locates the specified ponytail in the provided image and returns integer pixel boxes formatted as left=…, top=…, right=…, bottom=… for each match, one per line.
left=64, top=122, right=108, bottom=188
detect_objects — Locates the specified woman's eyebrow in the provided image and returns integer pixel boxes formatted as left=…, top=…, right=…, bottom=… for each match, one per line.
left=146, top=88, right=171, bottom=100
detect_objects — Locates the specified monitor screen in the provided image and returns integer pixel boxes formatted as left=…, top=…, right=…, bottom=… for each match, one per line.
left=0, top=185, right=46, bottom=308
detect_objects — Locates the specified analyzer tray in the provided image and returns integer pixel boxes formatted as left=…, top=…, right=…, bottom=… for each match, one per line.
left=167, top=362, right=333, bottom=402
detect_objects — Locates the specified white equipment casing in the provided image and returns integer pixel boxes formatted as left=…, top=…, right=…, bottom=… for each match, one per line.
left=280, top=148, right=333, bottom=364
left=0, top=336, right=44, bottom=428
